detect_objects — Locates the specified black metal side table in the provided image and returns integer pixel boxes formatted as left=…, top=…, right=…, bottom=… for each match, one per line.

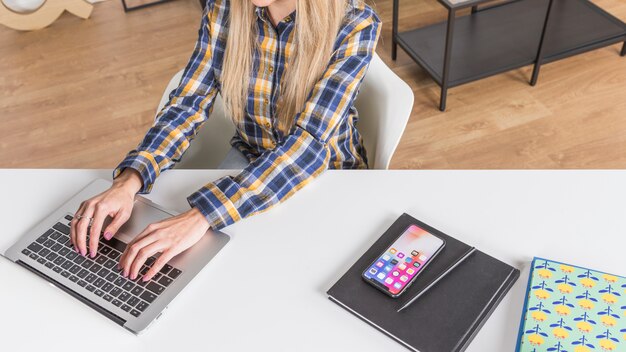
left=392, top=0, right=626, bottom=111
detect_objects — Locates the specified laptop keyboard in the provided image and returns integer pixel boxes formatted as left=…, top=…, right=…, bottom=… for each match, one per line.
left=20, top=214, right=183, bottom=318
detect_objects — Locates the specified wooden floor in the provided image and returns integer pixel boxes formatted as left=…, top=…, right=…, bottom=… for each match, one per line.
left=1, top=0, right=625, bottom=169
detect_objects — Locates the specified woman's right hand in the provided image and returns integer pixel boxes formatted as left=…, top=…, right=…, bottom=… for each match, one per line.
left=69, top=169, right=143, bottom=258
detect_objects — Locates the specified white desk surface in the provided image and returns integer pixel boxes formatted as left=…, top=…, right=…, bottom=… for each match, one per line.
left=1, top=169, right=624, bottom=352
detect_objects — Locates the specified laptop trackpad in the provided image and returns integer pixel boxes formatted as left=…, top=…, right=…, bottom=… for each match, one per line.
left=113, top=199, right=174, bottom=245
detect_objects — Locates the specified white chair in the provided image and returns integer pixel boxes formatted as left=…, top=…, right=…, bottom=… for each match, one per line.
left=156, top=53, right=414, bottom=170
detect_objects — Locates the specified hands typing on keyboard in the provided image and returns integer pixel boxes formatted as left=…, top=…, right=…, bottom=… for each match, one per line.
left=23, top=215, right=183, bottom=318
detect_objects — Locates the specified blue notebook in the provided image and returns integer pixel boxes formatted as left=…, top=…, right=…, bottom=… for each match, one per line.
left=515, top=257, right=626, bottom=352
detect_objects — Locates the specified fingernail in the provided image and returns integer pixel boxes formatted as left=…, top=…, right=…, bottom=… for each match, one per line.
left=104, top=232, right=112, bottom=240
left=142, top=276, right=149, bottom=282
left=80, top=249, right=86, bottom=256
left=123, top=270, right=128, bottom=277
left=90, top=251, right=96, bottom=258
left=131, top=274, right=137, bottom=280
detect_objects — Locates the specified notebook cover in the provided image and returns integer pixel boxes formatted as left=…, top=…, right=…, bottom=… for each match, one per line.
left=515, top=257, right=626, bottom=352
left=327, top=213, right=520, bottom=352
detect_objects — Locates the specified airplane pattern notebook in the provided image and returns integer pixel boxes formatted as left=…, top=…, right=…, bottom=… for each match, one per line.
left=515, top=258, right=626, bottom=352
left=327, top=213, right=520, bottom=352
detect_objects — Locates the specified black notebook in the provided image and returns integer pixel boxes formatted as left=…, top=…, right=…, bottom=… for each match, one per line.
left=327, top=213, right=520, bottom=352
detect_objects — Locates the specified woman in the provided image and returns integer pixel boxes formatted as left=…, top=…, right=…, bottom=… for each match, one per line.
left=69, top=0, right=380, bottom=282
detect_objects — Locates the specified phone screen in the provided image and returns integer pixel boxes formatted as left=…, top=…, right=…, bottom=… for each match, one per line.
left=363, top=224, right=445, bottom=296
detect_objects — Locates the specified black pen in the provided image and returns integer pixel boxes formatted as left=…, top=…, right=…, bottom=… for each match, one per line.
left=397, top=247, right=477, bottom=312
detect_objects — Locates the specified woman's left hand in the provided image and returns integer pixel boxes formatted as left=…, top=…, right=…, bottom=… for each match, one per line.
left=119, top=207, right=210, bottom=281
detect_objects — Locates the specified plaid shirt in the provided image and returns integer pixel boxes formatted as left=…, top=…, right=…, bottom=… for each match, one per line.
left=113, top=0, right=381, bottom=230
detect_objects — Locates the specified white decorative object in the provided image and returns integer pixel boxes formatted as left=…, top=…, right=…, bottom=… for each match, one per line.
left=0, top=0, right=93, bottom=31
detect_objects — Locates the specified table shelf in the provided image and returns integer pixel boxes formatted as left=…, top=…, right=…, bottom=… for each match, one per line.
left=393, top=0, right=626, bottom=109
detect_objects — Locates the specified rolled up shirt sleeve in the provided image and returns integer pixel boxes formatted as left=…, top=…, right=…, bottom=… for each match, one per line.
left=188, top=13, right=381, bottom=230
left=112, top=3, right=219, bottom=193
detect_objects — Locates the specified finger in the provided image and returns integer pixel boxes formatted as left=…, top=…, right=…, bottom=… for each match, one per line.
left=70, top=203, right=86, bottom=252
left=143, top=249, right=176, bottom=282
left=103, top=208, right=130, bottom=241
left=88, top=204, right=109, bottom=258
left=120, top=225, right=159, bottom=276
left=76, top=204, right=95, bottom=256
left=129, top=240, right=169, bottom=280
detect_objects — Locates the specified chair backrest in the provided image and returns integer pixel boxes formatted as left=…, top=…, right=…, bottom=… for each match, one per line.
left=353, top=54, right=414, bottom=169
left=155, top=53, right=413, bottom=170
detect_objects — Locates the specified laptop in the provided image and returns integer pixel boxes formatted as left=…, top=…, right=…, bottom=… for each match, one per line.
left=2, top=178, right=230, bottom=334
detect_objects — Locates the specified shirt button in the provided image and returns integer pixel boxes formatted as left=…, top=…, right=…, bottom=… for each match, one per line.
left=264, top=98, right=269, bottom=105
left=265, top=122, right=271, bottom=128
left=268, top=66, right=274, bottom=73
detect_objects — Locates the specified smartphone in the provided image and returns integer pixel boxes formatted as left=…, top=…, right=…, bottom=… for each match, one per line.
left=362, top=224, right=446, bottom=298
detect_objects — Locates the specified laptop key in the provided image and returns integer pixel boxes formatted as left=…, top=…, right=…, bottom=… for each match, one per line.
left=103, top=294, right=113, bottom=302
left=130, top=309, right=141, bottom=317
left=140, top=291, right=157, bottom=303
left=51, top=243, right=62, bottom=252
left=53, top=223, right=70, bottom=235
left=61, top=271, right=70, bottom=278
left=100, top=246, right=112, bottom=255
left=27, top=243, right=43, bottom=253
left=136, top=301, right=149, bottom=312
left=146, top=282, right=165, bottom=295
left=69, top=275, right=78, bottom=282
left=77, top=269, right=88, bottom=278
left=39, top=248, right=51, bottom=257
left=120, top=304, right=131, bottom=312
left=145, top=257, right=156, bottom=266
left=61, top=248, right=72, bottom=257
left=52, top=266, right=62, bottom=273
left=122, top=281, right=135, bottom=292
left=103, top=259, right=116, bottom=270
left=93, top=278, right=105, bottom=287
left=89, top=264, right=102, bottom=273
left=95, top=255, right=107, bottom=265
left=54, top=257, right=65, bottom=266
left=131, top=286, right=144, bottom=296
left=69, top=264, right=81, bottom=274
left=158, top=276, right=173, bottom=287
left=102, top=283, right=114, bottom=292
left=21, top=249, right=31, bottom=256
left=127, top=296, right=139, bottom=307
left=65, top=215, right=73, bottom=221
left=97, top=268, right=109, bottom=278
left=118, top=292, right=131, bottom=302
left=73, top=255, right=85, bottom=264
left=159, top=264, right=172, bottom=275
left=29, top=253, right=39, bottom=260
left=50, top=231, right=61, bottom=240
left=85, top=274, right=97, bottom=283
left=43, top=239, right=55, bottom=248
left=107, top=251, right=119, bottom=260
left=46, top=252, right=58, bottom=261
left=37, top=257, right=46, bottom=264
left=81, top=261, right=93, bottom=269
left=45, top=262, right=54, bottom=269
left=85, top=285, right=95, bottom=292
left=61, top=261, right=73, bottom=270
left=111, top=299, right=122, bottom=307
left=94, top=289, right=103, bottom=297
left=106, top=273, right=117, bottom=282
left=114, top=277, right=127, bottom=287
left=110, top=287, right=122, bottom=297
left=78, top=280, right=87, bottom=287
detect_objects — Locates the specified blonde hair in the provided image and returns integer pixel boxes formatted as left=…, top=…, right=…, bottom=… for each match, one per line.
left=222, top=0, right=357, bottom=134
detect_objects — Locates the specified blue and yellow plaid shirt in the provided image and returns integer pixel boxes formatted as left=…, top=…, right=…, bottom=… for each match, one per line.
left=113, top=0, right=381, bottom=230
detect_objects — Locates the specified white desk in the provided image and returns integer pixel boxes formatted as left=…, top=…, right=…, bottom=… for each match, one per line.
left=1, top=170, right=624, bottom=351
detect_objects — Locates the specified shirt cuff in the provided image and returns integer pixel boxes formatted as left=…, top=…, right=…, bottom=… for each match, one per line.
left=186, top=177, right=242, bottom=230
left=112, top=151, right=160, bottom=194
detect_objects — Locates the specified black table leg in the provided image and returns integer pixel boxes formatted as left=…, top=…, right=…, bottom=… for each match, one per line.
left=530, top=0, right=555, bottom=86
left=471, top=6, right=478, bottom=14
left=392, top=0, right=399, bottom=60
left=440, top=9, right=456, bottom=111
left=621, top=41, right=626, bottom=57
